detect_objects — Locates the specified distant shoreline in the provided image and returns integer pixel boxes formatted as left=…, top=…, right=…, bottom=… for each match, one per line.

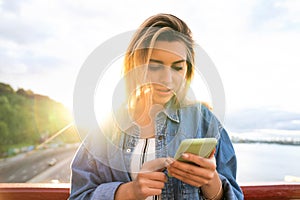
left=231, top=137, right=300, bottom=146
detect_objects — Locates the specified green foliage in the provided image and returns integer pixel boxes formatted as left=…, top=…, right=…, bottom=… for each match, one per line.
left=0, top=82, right=75, bottom=156
left=0, top=82, right=14, bottom=94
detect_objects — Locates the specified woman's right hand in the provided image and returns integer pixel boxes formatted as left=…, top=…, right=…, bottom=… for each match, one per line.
left=132, top=170, right=167, bottom=199
left=115, top=158, right=171, bottom=200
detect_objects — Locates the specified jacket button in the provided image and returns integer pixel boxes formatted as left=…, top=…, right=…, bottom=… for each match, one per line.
left=158, top=135, right=163, bottom=140
left=126, top=148, right=131, bottom=153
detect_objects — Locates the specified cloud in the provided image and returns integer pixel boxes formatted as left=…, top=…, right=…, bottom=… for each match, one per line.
left=0, top=44, right=63, bottom=75
left=0, top=18, right=53, bottom=44
left=0, top=0, right=299, bottom=112
left=0, top=0, right=54, bottom=44
left=226, top=107, right=300, bottom=131
left=0, top=0, right=25, bottom=13
left=250, top=0, right=300, bottom=31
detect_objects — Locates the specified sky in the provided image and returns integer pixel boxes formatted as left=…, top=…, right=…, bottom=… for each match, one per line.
left=1, top=0, right=300, bottom=117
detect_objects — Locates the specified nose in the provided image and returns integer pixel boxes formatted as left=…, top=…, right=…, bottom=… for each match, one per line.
left=160, top=67, right=172, bottom=85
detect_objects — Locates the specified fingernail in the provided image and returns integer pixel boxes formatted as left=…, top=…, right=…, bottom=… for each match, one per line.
left=165, top=157, right=175, bottom=166
left=181, top=153, right=189, bottom=159
left=144, top=87, right=151, bottom=93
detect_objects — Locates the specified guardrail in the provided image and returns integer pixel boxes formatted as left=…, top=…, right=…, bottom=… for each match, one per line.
left=1, top=183, right=300, bottom=200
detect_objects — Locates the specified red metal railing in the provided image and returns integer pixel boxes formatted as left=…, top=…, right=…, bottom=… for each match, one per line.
left=1, top=183, right=300, bottom=200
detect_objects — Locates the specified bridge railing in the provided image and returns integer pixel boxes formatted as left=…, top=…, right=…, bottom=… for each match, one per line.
left=1, top=183, right=300, bottom=200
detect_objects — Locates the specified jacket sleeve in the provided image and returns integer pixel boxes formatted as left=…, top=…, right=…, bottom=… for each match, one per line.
left=215, top=127, right=244, bottom=200
left=200, top=105, right=244, bottom=199
left=69, top=143, right=123, bottom=200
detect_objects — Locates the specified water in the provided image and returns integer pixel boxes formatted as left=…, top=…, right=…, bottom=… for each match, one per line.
left=233, top=143, right=300, bottom=184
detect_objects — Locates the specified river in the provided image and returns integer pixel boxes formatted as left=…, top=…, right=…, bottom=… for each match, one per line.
left=233, top=143, right=300, bottom=184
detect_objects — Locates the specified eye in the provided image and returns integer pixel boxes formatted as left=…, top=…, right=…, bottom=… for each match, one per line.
left=148, top=64, right=163, bottom=71
left=171, top=65, right=183, bottom=71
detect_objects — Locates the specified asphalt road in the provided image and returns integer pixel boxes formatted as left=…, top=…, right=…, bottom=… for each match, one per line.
left=0, top=144, right=79, bottom=183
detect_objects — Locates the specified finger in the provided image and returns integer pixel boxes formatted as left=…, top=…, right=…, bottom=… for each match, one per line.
left=132, top=85, right=153, bottom=124
left=180, top=153, right=216, bottom=170
left=134, top=182, right=163, bottom=199
left=138, top=178, right=166, bottom=189
left=141, top=157, right=174, bottom=172
left=143, top=84, right=152, bottom=96
left=142, top=187, right=163, bottom=197
left=139, top=171, right=168, bottom=182
left=208, top=148, right=216, bottom=158
left=141, top=84, right=152, bottom=104
left=168, top=169, right=205, bottom=187
left=168, top=161, right=212, bottom=180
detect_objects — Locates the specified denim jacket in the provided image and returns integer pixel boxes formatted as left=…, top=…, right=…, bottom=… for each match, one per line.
left=70, top=102, right=244, bottom=200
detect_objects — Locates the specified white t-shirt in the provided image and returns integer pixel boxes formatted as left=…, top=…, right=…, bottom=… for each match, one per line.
left=130, top=138, right=160, bottom=200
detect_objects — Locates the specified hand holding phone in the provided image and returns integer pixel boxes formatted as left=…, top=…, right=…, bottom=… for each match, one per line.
left=174, top=138, right=217, bottom=163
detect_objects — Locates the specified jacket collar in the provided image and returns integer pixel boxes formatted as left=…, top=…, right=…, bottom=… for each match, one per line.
left=163, top=97, right=180, bottom=123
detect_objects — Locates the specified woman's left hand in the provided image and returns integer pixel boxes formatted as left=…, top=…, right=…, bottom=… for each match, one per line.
left=167, top=152, right=217, bottom=187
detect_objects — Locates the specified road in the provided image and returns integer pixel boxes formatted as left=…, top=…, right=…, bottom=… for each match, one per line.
left=0, top=144, right=79, bottom=183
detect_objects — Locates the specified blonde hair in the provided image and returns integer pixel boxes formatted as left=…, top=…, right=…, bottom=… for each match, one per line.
left=123, top=13, right=195, bottom=105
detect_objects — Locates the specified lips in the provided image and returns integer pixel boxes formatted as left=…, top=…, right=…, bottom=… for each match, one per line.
left=153, top=86, right=173, bottom=95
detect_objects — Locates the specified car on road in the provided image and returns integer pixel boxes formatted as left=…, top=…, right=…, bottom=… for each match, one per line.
left=47, top=158, right=57, bottom=166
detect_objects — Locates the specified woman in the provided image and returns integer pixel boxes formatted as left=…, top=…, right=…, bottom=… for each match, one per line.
left=70, top=13, right=244, bottom=200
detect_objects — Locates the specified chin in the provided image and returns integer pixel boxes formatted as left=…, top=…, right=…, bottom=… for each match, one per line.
left=153, top=96, right=172, bottom=105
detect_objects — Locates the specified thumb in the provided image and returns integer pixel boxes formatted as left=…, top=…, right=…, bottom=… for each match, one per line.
left=208, top=148, right=216, bottom=158
left=141, top=157, right=175, bottom=172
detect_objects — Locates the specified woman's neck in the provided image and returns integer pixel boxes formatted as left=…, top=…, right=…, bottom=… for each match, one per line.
left=140, top=123, right=155, bottom=139
left=138, top=104, right=163, bottom=139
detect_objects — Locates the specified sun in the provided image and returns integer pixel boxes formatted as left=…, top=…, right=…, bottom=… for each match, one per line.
left=94, top=57, right=125, bottom=123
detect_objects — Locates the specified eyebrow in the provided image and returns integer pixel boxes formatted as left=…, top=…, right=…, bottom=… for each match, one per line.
left=149, top=59, right=186, bottom=65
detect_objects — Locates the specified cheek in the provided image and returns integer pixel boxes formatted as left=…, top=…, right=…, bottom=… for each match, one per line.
left=145, top=72, right=157, bottom=82
left=174, top=71, right=187, bottom=83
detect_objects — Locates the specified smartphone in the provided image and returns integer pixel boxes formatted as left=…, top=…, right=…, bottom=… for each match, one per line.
left=174, top=138, right=218, bottom=163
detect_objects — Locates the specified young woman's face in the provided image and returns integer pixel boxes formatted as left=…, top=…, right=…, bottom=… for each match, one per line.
left=146, top=41, right=188, bottom=105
